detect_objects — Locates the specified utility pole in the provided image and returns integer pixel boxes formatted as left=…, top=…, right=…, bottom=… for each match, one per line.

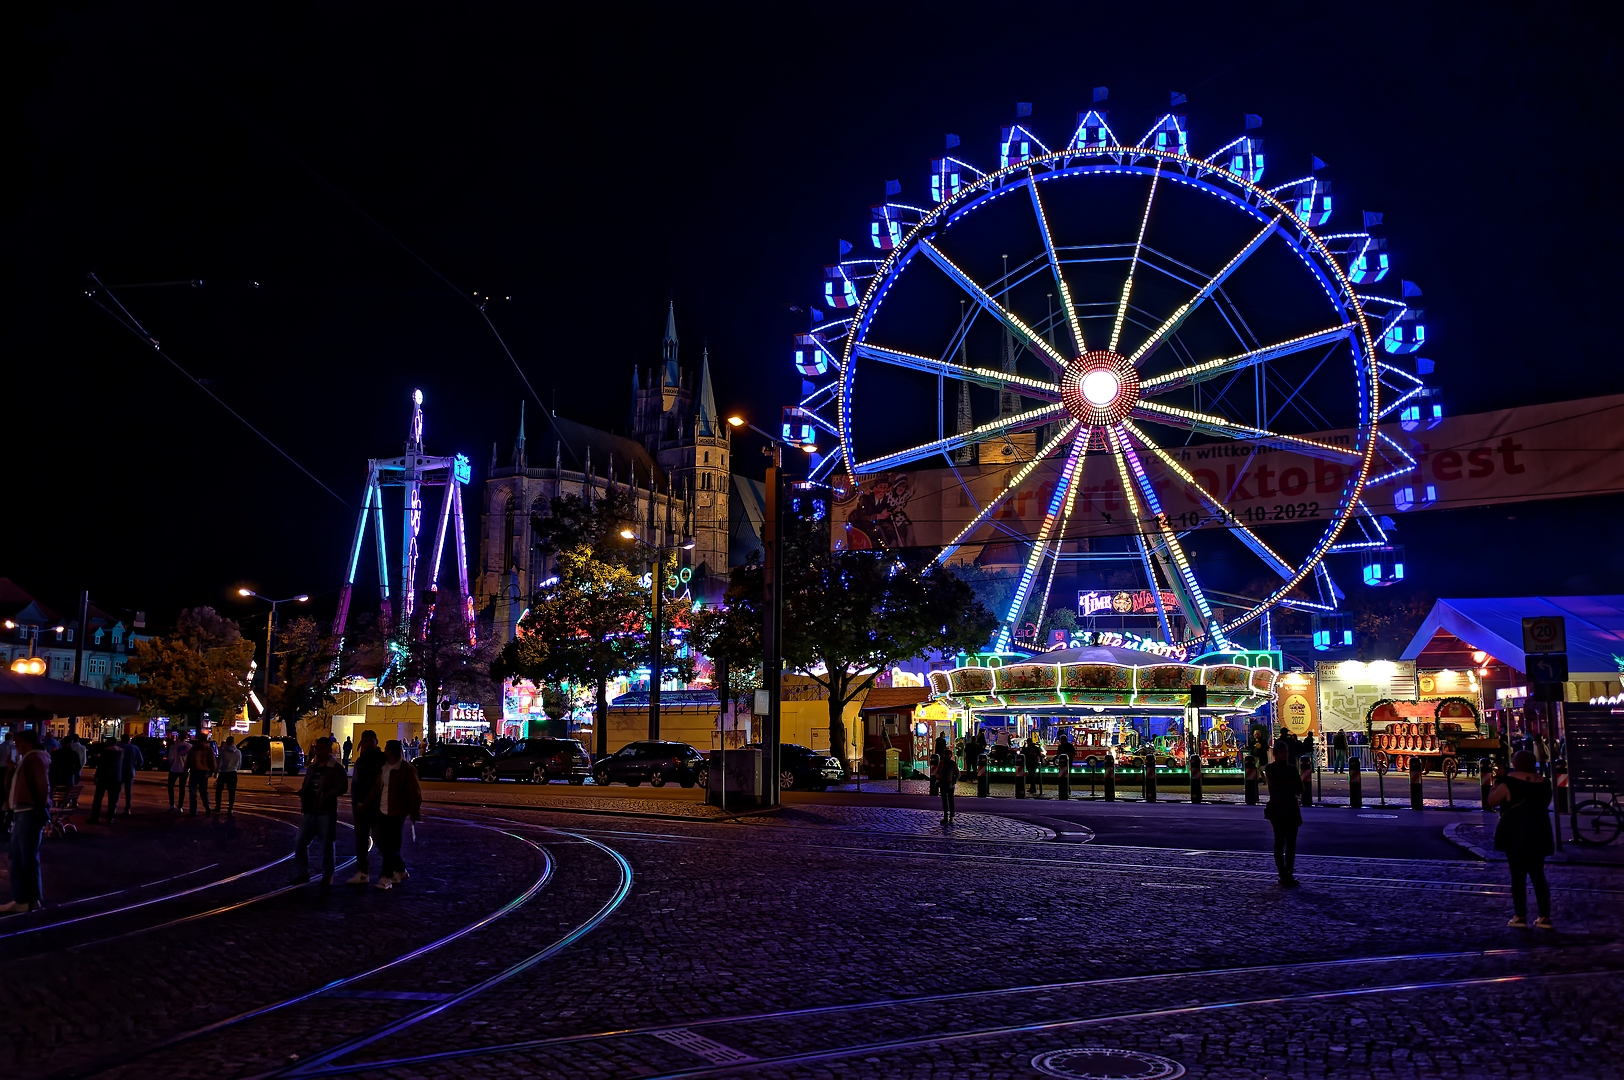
left=763, top=442, right=784, bottom=808
left=69, top=590, right=88, bottom=738
left=651, top=553, right=664, bottom=740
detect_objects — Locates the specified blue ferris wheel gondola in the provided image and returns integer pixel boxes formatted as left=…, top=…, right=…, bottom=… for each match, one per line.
left=794, top=332, right=834, bottom=377
left=823, top=263, right=858, bottom=309
left=1350, top=236, right=1390, bottom=283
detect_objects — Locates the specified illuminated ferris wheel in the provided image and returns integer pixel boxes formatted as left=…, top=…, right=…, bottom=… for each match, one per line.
left=787, top=94, right=1438, bottom=653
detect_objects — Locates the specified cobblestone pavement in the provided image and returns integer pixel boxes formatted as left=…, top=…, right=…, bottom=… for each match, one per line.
left=3, top=777, right=1621, bottom=1079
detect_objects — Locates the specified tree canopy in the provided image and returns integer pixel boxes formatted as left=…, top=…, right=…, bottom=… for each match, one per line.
left=266, top=615, right=380, bottom=738
left=124, top=606, right=257, bottom=731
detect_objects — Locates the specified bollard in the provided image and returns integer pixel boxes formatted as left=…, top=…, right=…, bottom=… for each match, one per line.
left=1348, top=756, right=1363, bottom=809
left=1555, top=759, right=1568, bottom=813
left=977, top=752, right=990, bottom=799
left=1479, top=756, right=1493, bottom=810
left=1189, top=752, right=1202, bottom=804
left=1058, top=754, right=1071, bottom=801
left=1244, top=759, right=1260, bottom=805
left=928, top=752, right=939, bottom=799
left=1409, top=757, right=1424, bottom=811
left=1299, top=757, right=1313, bottom=808
left=1103, top=758, right=1116, bottom=802
left=1013, top=756, right=1026, bottom=799
left=1143, top=755, right=1158, bottom=803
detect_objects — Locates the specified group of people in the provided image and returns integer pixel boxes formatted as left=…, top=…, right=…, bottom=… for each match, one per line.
left=159, top=732, right=244, bottom=816
left=292, top=732, right=422, bottom=890
left=341, top=734, right=428, bottom=766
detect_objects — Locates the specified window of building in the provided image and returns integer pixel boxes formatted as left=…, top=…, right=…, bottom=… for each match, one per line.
left=94, top=629, right=104, bottom=645
left=89, top=657, right=107, bottom=675
left=704, top=451, right=709, bottom=464
left=66, top=628, right=73, bottom=642
left=55, top=627, right=64, bottom=641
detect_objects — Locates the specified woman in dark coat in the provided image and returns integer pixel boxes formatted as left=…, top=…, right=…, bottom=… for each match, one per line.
left=1487, top=749, right=1554, bottom=928
left=1263, top=741, right=1303, bottom=887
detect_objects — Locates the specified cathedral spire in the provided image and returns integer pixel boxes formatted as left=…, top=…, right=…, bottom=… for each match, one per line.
left=661, top=301, right=680, bottom=388
left=511, top=401, right=527, bottom=469
left=695, top=347, right=718, bottom=437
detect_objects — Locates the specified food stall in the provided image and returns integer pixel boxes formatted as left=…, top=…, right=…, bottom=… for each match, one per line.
left=1366, top=696, right=1498, bottom=775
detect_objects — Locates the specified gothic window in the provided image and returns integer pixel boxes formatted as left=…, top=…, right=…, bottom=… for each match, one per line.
left=703, top=451, right=709, bottom=464
left=503, top=494, right=517, bottom=571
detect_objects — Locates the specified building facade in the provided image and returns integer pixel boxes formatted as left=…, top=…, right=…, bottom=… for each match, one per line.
left=474, top=305, right=733, bottom=645
left=1, top=578, right=151, bottom=733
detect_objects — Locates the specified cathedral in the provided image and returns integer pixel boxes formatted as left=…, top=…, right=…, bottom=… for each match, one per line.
left=475, top=305, right=741, bottom=644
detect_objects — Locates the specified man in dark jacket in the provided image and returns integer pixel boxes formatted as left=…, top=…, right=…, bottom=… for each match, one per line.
left=117, top=735, right=142, bottom=815
left=88, top=739, right=123, bottom=824
left=290, top=738, right=348, bottom=886
left=344, top=730, right=387, bottom=886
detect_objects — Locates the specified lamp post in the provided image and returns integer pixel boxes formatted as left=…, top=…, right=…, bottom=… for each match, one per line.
left=5, top=620, right=66, bottom=676
left=620, top=528, right=695, bottom=740
left=726, top=415, right=816, bottom=808
left=237, top=588, right=309, bottom=737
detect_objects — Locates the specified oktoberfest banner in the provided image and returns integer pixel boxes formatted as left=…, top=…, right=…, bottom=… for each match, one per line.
left=830, top=394, right=1624, bottom=552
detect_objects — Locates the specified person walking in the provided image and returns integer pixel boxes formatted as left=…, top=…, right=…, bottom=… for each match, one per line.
left=117, top=734, right=142, bottom=816
left=186, top=735, right=217, bottom=815
left=935, top=734, right=960, bottom=825
left=88, top=738, right=123, bottom=825
left=1332, top=729, right=1349, bottom=774
left=1, top=729, right=51, bottom=914
left=1264, top=741, right=1303, bottom=887
left=1488, top=749, right=1555, bottom=929
left=1022, top=734, right=1042, bottom=797
left=215, top=736, right=242, bottom=815
left=166, top=734, right=189, bottom=811
left=362, top=739, right=422, bottom=890
left=290, top=738, right=348, bottom=886
left=342, top=735, right=354, bottom=768
left=344, top=730, right=386, bottom=886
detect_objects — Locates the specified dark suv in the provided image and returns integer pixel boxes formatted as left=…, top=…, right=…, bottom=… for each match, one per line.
left=750, top=743, right=846, bottom=791
left=414, top=743, right=494, bottom=781
left=239, top=736, right=305, bottom=775
left=594, top=741, right=708, bottom=788
left=481, top=737, right=592, bottom=784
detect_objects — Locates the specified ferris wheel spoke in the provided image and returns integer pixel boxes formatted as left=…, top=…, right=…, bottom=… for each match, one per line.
left=1127, top=215, right=1284, bottom=367
left=916, top=240, right=1070, bottom=374
left=993, top=436, right=1087, bottom=652
left=1132, top=400, right=1361, bottom=463
left=1027, top=181, right=1086, bottom=356
left=1109, top=165, right=1161, bottom=354
left=1108, top=426, right=1221, bottom=641
left=1138, top=324, right=1354, bottom=395
left=1120, top=419, right=1295, bottom=579
left=853, top=342, right=1061, bottom=402
left=854, top=403, right=1065, bottom=473
left=935, top=422, right=1080, bottom=563
left=1103, top=432, right=1175, bottom=642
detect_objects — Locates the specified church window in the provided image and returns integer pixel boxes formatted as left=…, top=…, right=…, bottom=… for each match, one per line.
left=703, top=451, right=709, bottom=464
left=503, top=495, right=517, bottom=571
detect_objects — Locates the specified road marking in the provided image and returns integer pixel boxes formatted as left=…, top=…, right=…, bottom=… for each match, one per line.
left=651, top=1028, right=756, bottom=1065
left=322, top=990, right=454, bottom=1002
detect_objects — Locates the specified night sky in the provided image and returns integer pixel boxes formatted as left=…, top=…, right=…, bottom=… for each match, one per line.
left=4, top=2, right=1623, bottom=631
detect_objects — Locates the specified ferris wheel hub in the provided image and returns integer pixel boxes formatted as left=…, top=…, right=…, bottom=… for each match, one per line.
left=1061, top=350, right=1140, bottom=426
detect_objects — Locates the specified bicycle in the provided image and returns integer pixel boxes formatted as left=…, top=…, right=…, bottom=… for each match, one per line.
left=1571, top=791, right=1623, bottom=846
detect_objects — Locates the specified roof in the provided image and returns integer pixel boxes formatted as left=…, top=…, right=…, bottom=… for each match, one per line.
left=1400, top=596, right=1624, bottom=676
left=860, top=686, right=933, bottom=711
left=548, top=415, right=665, bottom=486
left=611, top=689, right=722, bottom=707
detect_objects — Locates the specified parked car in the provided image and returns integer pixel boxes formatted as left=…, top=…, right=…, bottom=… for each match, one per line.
left=593, top=741, right=708, bottom=789
left=131, top=735, right=167, bottom=770
left=481, top=737, right=592, bottom=784
left=239, top=735, right=305, bottom=775
left=414, top=743, right=494, bottom=782
left=750, top=743, right=846, bottom=791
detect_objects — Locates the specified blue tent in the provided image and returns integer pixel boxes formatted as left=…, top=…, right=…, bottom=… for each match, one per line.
left=1400, top=595, right=1624, bottom=678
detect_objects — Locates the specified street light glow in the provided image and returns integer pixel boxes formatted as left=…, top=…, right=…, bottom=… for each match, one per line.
left=295, top=595, right=310, bottom=602
left=620, top=528, right=637, bottom=540
left=726, top=415, right=745, bottom=428
left=681, top=540, right=696, bottom=550
left=239, top=588, right=253, bottom=597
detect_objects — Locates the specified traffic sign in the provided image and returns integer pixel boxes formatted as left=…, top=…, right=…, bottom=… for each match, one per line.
left=1522, top=615, right=1567, bottom=655
left=1527, top=653, right=1569, bottom=683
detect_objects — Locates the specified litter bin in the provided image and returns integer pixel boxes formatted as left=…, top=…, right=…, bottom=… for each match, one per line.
left=705, top=748, right=763, bottom=809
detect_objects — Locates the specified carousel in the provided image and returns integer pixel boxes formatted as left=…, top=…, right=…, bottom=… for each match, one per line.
left=925, top=645, right=1282, bottom=769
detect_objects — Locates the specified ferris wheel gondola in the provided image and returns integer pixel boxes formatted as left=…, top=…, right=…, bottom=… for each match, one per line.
left=790, top=96, right=1438, bottom=655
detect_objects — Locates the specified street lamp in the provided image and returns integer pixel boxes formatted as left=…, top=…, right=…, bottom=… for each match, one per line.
left=620, top=527, right=695, bottom=741
left=724, top=414, right=814, bottom=807
left=5, top=619, right=65, bottom=676
left=237, top=588, right=309, bottom=736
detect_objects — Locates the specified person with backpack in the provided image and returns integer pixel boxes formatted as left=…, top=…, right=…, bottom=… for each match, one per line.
left=344, top=730, right=386, bottom=886
left=361, top=739, right=422, bottom=890
left=166, top=734, right=189, bottom=811
left=290, top=738, right=348, bottom=886
left=117, top=734, right=142, bottom=816
left=186, top=735, right=217, bottom=815
left=215, top=736, right=242, bottom=815
left=933, top=733, right=959, bottom=826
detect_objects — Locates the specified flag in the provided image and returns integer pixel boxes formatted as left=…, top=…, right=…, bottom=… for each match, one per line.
left=1311, top=155, right=1326, bottom=171
left=1016, top=102, right=1032, bottom=117
left=1416, top=357, right=1435, bottom=375
left=1402, top=280, right=1422, bottom=297
left=1363, top=210, right=1384, bottom=228
left=1170, top=91, right=1187, bottom=106
left=839, top=240, right=853, bottom=257
left=1245, top=113, right=1262, bottom=130
left=945, top=133, right=961, bottom=149
left=885, top=179, right=901, bottom=196
left=811, top=307, right=825, bottom=323
left=1093, top=86, right=1108, bottom=103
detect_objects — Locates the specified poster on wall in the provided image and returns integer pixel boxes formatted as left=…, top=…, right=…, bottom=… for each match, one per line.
left=1315, top=660, right=1418, bottom=732
left=1276, top=672, right=1318, bottom=735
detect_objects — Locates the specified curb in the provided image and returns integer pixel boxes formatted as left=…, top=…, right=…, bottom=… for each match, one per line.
left=1443, top=821, right=1498, bottom=862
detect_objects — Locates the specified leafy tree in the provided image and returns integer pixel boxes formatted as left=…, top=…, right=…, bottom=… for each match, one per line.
left=1037, top=605, right=1078, bottom=646
left=532, top=489, right=640, bottom=566
left=495, top=545, right=676, bottom=755
left=701, top=503, right=996, bottom=763
left=692, top=587, right=764, bottom=736
left=124, top=606, right=256, bottom=732
left=266, top=615, right=381, bottom=738
left=382, top=592, right=500, bottom=744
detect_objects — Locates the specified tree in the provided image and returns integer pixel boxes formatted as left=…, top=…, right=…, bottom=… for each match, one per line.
left=495, top=545, right=657, bottom=755
left=1038, top=605, right=1078, bottom=646
left=124, top=606, right=257, bottom=732
left=382, top=592, right=500, bottom=744
left=700, top=502, right=996, bottom=763
left=692, top=582, right=764, bottom=739
left=266, top=615, right=381, bottom=738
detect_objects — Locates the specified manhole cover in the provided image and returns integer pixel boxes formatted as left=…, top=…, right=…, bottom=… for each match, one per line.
left=1358, top=813, right=1399, bottom=819
left=1031, top=1048, right=1186, bottom=1079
